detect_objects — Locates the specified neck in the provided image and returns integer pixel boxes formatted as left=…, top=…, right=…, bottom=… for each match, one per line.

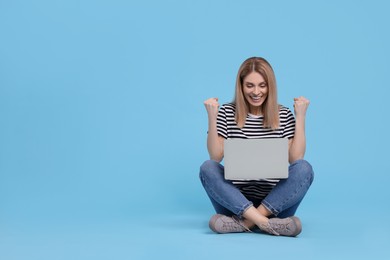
left=249, top=106, right=263, bottom=116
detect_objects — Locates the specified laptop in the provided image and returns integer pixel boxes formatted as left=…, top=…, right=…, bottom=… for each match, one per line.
left=224, top=138, right=289, bottom=180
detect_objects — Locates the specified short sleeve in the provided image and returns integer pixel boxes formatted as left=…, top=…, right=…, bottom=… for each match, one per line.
left=217, top=105, right=228, bottom=139
left=282, top=108, right=295, bottom=139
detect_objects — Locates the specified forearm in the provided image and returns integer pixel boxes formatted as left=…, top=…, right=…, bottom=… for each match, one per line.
left=207, top=117, right=223, bottom=162
left=289, top=115, right=306, bottom=163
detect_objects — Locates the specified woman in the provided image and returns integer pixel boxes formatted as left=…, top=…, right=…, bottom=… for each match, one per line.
left=199, top=57, right=314, bottom=237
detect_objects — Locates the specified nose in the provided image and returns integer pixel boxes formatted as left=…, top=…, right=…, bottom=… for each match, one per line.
left=254, top=86, right=261, bottom=95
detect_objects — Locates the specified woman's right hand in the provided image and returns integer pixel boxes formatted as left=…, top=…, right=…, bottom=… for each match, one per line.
left=203, top=97, right=220, bottom=119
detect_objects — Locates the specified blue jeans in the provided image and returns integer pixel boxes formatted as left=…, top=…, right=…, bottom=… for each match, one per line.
left=199, top=159, right=314, bottom=218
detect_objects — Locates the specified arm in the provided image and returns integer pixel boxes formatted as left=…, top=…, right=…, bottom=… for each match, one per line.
left=288, top=96, right=310, bottom=163
left=204, top=98, right=224, bottom=162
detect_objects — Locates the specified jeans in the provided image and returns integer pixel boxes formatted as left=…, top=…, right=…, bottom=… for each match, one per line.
left=199, top=159, right=314, bottom=218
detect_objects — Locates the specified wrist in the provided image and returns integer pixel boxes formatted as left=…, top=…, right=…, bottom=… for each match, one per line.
left=295, top=114, right=306, bottom=121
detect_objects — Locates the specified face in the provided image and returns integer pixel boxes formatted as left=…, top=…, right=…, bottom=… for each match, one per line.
left=242, top=72, right=268, bottom=115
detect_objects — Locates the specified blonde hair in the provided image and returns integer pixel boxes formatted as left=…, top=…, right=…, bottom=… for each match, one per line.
left=233, top=57, right=279, bottom=129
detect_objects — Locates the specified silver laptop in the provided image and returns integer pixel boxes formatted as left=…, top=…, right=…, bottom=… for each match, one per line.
left=224, top=138, right=289, bottom=180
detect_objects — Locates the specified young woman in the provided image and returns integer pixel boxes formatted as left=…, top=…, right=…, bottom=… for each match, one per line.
left=199, top=57, right=314, bottom=237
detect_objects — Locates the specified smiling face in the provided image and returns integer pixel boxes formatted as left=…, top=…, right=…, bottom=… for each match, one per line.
left=242, top=71, right=268, bottom=115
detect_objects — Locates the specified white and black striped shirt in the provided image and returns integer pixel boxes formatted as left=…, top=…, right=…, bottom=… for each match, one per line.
left=217, top=103, right=295, bottom=201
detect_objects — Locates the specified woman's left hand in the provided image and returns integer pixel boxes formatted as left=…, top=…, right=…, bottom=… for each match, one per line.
left=293, top=96, right=310, bottom=118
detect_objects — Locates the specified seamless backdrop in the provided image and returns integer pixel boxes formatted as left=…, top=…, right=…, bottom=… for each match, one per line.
left=1, top=0, right=390, bottom=259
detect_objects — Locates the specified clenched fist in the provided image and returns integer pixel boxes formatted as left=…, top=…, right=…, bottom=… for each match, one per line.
left=204, top=97, right=220, bottom=120
left=293, top=96, right=310, bottom=118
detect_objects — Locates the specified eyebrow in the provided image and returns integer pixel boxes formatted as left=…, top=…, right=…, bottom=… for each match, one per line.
left=245, top=81, right=267, bottom=85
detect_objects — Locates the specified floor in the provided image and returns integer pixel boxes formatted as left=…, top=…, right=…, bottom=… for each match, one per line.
left=1, top=206, right=389, bottom=260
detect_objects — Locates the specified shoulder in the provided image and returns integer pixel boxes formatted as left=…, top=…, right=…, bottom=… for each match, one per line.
left=278, top=105, right=295, bottom=124
left=278, top=105, right=293, bottom=115
left=221, top=103, right=236, bottom=110
left=220, top=103, right=236, bottom=114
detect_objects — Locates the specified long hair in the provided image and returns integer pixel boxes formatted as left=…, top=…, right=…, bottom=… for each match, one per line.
left=233, top=57, right=279, bottom=129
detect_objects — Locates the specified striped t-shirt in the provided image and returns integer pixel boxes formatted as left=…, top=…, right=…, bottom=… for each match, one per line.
left=217, top=103, right=295, bottom=201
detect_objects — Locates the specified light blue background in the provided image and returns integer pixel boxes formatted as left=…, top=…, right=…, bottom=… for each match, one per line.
left=1, top=0, right=389, bottom=259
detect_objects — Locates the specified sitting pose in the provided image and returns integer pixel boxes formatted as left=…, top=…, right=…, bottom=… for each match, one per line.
left=200, top=57, right=314, bottom=237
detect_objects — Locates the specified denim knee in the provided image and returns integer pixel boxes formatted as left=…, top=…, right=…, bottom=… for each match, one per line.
left=290, top=159, right=314, bottom=185
left=199, top=159, right=222, bottom=182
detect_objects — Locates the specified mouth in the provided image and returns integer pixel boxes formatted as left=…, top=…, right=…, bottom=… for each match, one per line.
left=250, top=96, right=262, bottom=102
